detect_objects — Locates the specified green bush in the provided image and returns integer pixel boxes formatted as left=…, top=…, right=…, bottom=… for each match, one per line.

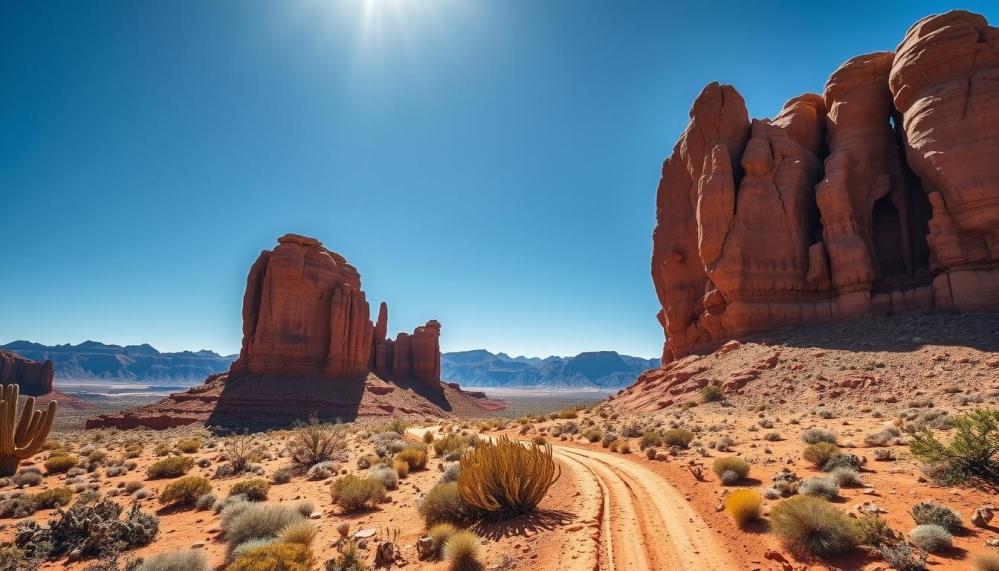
left=661, top=429, right=694, bottom=448
left=159, top=476, right=212, bottom=507
left=229, top=479, right=270, bottom=502
left=31, top=487, right=74, bottom=509
left=770, top=495, right=857, bottom=558
left=44, top=455, right=79, bottom=474
left=225, top=542, right=315, bottom=571
left=711, top=457, right=749, bottom=481
left=910, top=501, right=962, bottom=533
left=701, top=385, right=724, bottom=403
left=909, top=408, right=999, bottom=484
left=853, top=514, right=896, bottom=548
left=802, top=443, right=840, bottom=468
left=330, top=474, right=387, bottom=512
left=418, top=482, right=471, bottom=526
left=147, top=456, right=195, bottom=479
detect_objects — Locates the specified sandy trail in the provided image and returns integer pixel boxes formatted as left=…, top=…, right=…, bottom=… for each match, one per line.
left=414, top=427, right=735, bottom=570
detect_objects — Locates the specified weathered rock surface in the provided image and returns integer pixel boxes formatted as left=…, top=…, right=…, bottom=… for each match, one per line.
left=652, top=10, right=999, bottom=362
left=0, top=350, right=53, bottom=395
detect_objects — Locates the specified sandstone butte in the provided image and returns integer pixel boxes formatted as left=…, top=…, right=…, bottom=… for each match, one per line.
left=652, top=10, right=999, bottom=364
left=0, top=349, right=53, bottom=396
left=229, top=233, right=442, bottom=386
left=86, top=234, right=492, bottom=429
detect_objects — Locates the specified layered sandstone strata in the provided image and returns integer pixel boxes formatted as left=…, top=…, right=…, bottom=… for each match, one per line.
left=0, top=350, right=53, bottom=396
left=652, top=10, right=999, bottom=362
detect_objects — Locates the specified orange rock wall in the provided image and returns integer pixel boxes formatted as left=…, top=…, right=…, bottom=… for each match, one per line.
left=652, top=10, right=999, bottom=362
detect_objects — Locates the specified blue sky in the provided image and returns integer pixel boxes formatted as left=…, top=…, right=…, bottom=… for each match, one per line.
left=2, top=1, right=995, bottom=359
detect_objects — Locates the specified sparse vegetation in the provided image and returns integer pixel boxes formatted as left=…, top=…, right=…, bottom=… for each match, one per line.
left=329, top=474, right=387, bottom=512
left=909, top=408, right=999, bottom=484
left=159, top=476, right=213, bottom=507
left=457, top=436, right=559, bottom=518
left=289, top=417, right=347, bottom=469
left=701, top=385, right=724, bottom=403
left=770, top=495, right=857, bottom=558
left=147, top=456, right=195, bottom=479
left=724, top=489, right=761, bottom=527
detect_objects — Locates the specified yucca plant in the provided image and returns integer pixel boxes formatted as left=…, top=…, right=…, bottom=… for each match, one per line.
left=457, top=436, right=559, bottom=518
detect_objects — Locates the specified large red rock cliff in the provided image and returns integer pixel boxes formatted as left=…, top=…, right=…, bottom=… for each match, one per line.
left=0, top=350, right=53, bottom=396
left=652, top=10, right=999, bottom=362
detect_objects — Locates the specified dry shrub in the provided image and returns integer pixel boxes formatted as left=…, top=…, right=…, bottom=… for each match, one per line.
left=976, top=552, right=999, bottom=571
left=396, top=446, right=429, bottom=470
left=229, top=479, right=270, bottom=502
left=427, top=522, right=457, bottom=560
left=711, top=457, right=750, bottom=480
left=771, top=495, right=858, bottom=558
left=393, top=459, right=410, bottom=479
left=159, top=476, right=212, bottom=507
left=418, top=482, right=471, bottom=526
left=330, top=474, right=387, bottom=512
left=443, top=530, right=483, bottom=571
left=278, top=521, right=317, bottom=546
left=147, top=456, right=195, bottom=479
left=136, top=548, right=209, bottom=571
left=457, top=436, right=559, bottom=518
left=225, top=542, right=315, bottom=571
left=724, top=489, right=762, bottom=527
left=288, top=417, right=346, bottom=469
left=44, top=455, right=79, bottom=474
left=802, top=443, right=840, bottom=469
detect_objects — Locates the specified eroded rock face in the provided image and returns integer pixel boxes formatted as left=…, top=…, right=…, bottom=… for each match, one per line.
left=0, top=350, right=53, bottom=396
left=653, top=10, right=999, bottom=362
left=230, top=234, right=442, bottom=384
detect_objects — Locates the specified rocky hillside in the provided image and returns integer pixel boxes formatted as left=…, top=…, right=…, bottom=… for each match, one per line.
left=1, top=340, right=235, bottom=384
left=442, top=349, right=658, bottom=388
left=610, top=311, right=999, bottom=414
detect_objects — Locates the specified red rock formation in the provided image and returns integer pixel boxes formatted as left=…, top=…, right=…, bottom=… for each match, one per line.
left=652, top=10, right=999, bottom=362
left=231, top=234, right=374, bottom=378
left=229, top=233, right=443, bottom=385
left=889, top=11, right=999, bottom=309
left=0, top=350, right=53, bottom=396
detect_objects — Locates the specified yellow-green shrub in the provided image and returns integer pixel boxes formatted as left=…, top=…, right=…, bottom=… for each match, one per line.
left=225, top=542, right=315, bottom=571
left=396, top=446, right=428, bottom=470
left=147, top=456, right=195, bottom=479
left=457, top=436, right=560, bottom=517
left=802, top=443, right=840, bottom=469
left=229, top=479, right=270, bottom=502
left=443, top=530, right=483, bottom=571
left=44, top=455, right=79, bottom=474
left=711, top=457, right=750, bottom=479
left=330, top=474, right=387, bottom=512
left=418, top=482, right=471, bottom=526
left=159, top=476, right=212, bottom=507
left=724, top=489, right=762, bottom=527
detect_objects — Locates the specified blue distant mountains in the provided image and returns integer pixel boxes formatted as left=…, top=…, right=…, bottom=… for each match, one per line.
left=1, top=340, right=236, bottom=384
left=441, top=349, right=659, bottom=389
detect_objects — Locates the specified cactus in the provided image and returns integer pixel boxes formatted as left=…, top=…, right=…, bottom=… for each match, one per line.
left=0, top=384, right=57, bottom=476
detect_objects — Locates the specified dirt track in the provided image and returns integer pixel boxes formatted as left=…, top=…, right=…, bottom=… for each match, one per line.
left=416, top=427, right=736, bottom=570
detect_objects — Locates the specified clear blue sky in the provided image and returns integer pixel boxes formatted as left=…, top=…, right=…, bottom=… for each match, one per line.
left=2, top=1, right=995, bottom=359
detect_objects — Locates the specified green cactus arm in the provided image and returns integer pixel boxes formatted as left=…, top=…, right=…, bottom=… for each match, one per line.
left=13, top=396, right=36, bottom=446
left=14, top=401, right=56, bottom=459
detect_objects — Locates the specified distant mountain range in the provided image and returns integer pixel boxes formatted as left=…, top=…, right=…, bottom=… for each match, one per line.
left=2, top=340, right=658, bottom=389
left=441, top=350, right=659, bottom=389
left=1, top=341, right=236, bottom=384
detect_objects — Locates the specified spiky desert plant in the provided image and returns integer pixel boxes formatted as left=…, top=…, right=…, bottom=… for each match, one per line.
left=0, top=384, right=57, bottom=476
left=457, top=436, right=559, bottom=517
